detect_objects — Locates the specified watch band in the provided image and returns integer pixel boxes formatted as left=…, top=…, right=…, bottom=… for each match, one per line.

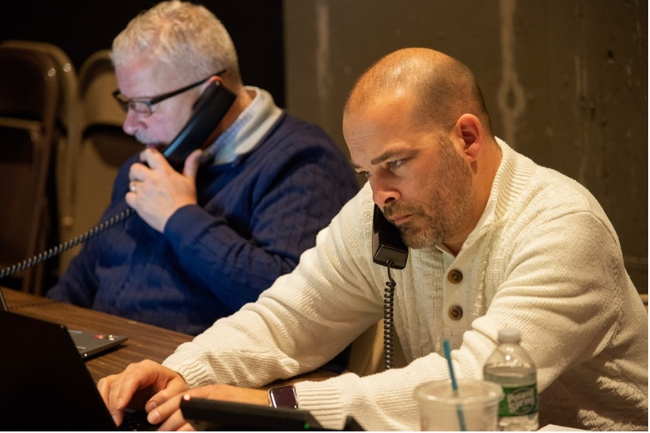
left=268, top=385, right=298, bottom=409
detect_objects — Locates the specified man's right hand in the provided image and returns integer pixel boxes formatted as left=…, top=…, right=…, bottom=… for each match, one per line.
left=97, top=359, right=190, bottom=427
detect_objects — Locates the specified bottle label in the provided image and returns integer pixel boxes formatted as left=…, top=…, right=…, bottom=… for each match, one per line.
left=498, top=384, right=538, bottom=417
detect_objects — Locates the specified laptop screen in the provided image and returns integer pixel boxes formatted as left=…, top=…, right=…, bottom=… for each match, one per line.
left=0, top=310, right=119, bottom=430
left=0, top=286, right=128, bottom=358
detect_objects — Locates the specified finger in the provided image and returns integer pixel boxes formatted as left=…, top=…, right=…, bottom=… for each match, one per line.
left=97, top=375, right=115, bottom=408
left=103, top=375, right=128, bottom=426
left=126, top=179, right=144, bottom=207
left=140, top=371, right=190, bottom=423
left=125, top=190, right=137, bottom=208
left=144, top=147, right=172, bottom=171
left=178, top=420, right=197, bottom=431
left=156, top=407, right=194, bottom=432
left=129, top=161, right=150, bottom=182
left=147, top=393, right=184, bottom=428
left=98, top=377, right=126, bottom=427
left=183, top=149, right=202, bottom=181
left=145, top=382, right=188, bottom=420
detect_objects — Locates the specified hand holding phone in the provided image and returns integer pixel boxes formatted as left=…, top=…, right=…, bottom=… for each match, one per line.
left=127, top=79, right=237, bottom=231
left=126, top=148, right=200, bottom=232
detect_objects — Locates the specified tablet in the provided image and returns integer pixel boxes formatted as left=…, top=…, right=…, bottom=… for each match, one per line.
left=180, top=396, right=364, bottom=431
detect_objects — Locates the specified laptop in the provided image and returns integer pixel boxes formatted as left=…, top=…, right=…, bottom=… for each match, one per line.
left=0, top=285, right=128, bottom=358
left=0, top=310, right=153, bottom=430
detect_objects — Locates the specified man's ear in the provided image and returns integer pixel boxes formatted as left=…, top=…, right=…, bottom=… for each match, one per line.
left=453, top=113, right=483, bottom=162
left=200, top=75, right=222, bottom=92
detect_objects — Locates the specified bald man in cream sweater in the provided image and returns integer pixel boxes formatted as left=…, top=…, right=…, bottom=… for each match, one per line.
left=99, top=48, right=647, bottom=431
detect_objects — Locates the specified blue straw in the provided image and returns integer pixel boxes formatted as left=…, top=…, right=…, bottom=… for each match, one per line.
left=443, top=339, right=467, bottom=431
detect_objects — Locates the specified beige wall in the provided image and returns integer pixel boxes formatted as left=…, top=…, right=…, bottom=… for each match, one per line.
left=283, top=0, right=648, bottom=292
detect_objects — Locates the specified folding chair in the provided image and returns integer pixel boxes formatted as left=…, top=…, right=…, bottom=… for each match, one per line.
left=1, top=40, right=81, bottom=269
left=0, top=46, right=61, bottom=294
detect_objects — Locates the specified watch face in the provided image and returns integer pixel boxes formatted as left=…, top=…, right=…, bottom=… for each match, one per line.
left=269, top=386, right=298, bottom=409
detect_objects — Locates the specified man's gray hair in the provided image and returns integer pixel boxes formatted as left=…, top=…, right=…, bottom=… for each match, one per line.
left=111, top=0, right=241, bottom=84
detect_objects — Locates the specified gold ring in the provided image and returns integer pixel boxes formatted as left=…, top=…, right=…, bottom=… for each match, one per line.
left=130, top=182, right=137, bottom=193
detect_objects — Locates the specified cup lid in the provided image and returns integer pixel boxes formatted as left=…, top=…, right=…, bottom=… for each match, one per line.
left=414, top=379, right=503, bottom=405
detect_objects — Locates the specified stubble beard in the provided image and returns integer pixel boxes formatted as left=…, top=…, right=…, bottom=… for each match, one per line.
left=389, top=138, right=475, bottom=250
left=135, top=131, right=165, bottom=150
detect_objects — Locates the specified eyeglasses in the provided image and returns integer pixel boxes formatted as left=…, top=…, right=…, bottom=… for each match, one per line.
left=112, top=69, right=226, bottom=116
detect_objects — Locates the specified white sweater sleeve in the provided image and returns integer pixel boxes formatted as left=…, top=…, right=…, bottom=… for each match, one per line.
left=163, top=186, right=384, bottom=388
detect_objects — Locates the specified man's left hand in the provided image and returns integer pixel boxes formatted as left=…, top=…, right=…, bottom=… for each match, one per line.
left=126, top=148, right=201, bottom=232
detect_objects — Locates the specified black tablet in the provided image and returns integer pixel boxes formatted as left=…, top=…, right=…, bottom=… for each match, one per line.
left=180, top=396, right=364, bottom=431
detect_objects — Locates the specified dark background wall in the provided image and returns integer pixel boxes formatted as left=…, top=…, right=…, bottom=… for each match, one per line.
left=284, top=0, right=648, bottom=294
left=0, top=0, right=647, bottom=293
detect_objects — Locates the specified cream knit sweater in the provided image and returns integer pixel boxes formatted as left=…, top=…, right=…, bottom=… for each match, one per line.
left=164, top=140, right=648, bottom=431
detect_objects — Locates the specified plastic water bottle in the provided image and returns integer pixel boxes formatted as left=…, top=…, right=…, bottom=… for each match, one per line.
left=483, top=328, right=539, bottom=431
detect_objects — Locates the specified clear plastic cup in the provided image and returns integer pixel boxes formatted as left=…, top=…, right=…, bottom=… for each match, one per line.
left=414, top=379, right=503, bottom=431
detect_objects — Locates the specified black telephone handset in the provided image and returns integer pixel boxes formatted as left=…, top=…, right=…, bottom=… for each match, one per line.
left=162, top=79, right=236, bottom=167
left=371, top=204, right=408, bottom=371
left=372, top=205, right=408, bottom=269
left=0, top=80, right=237, bottom=283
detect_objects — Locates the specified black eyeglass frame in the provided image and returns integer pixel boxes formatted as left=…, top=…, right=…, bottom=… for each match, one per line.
left=112, top=69, right=226, bottom=115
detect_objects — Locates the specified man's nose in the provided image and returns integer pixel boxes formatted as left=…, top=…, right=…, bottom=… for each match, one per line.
left=122, top=110, right=142, bottom=136
left=370, top=174, right=399, bottom=207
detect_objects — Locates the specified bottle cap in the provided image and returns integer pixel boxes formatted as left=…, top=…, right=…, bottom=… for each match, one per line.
left=497, top=328, right=521, bottom=343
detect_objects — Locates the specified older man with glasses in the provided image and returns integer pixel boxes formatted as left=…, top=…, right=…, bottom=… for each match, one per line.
left=47, top=0, right=358, bottom=343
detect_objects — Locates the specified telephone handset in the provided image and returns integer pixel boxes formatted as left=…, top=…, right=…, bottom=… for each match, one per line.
left=162, top=79, right=236, bottom=167
left=372, top=205, right=408, bottom=269
left=0, top=79, right=236, bottom=282
left=371, top=204, right=408, bottom=371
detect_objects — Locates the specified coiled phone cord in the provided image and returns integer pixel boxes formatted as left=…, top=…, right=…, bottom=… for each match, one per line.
left=0, top=208, right=135, bottom=280
left=383, top=261, right=397, bottom=370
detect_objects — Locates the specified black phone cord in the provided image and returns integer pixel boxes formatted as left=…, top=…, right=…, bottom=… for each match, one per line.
left=383, top=261, right=396, bottom=370
left=0, top=208, right=135, bottom=280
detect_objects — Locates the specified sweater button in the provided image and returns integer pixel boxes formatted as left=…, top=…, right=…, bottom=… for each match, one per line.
left=448, top=305, right=463, bottom=320
left=448, top=269, right=463, bottom=284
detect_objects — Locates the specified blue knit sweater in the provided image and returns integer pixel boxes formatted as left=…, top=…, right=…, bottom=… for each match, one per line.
left=48, top=114, right=358, bottom=335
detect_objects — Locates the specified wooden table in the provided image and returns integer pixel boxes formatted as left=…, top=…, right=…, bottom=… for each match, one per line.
left=3, top=288, right=193, bottom=382
left=3, top=288, right=336, bottom=386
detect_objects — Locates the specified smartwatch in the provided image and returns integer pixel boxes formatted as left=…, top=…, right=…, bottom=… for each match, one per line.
left=268, top=385, right=298, bottom=409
